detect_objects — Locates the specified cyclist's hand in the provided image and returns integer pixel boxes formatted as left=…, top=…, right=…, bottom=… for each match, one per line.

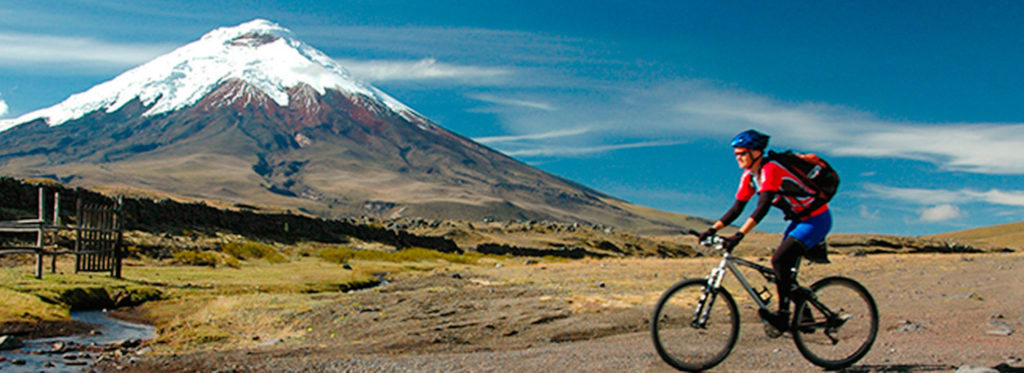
left=698, top=228, right=717, bottom=243
left=721, top=232, right=745, bottom=251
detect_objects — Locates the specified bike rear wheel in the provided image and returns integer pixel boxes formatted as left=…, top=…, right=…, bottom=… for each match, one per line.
left=651, top=279, right=739, bottom=372
left=792, top=276, right=879, bottom=370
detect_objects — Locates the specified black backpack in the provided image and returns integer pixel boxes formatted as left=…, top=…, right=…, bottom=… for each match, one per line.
left=766, top=150, right=840, bottom=219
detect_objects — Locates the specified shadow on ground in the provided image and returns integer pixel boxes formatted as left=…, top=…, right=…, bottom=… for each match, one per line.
left=842, top=364, right=1024, bottom=372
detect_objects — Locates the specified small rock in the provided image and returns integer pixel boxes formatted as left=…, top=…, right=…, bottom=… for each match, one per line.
left=342, top=263, right=352, bottom=270
left=120, top=338, right=142, bottom=348
left=987, top=320, right=1014, bottom=336
left=64, top=352, right=79, bottom=360
left=895, top=320, right=927, bottom=332
left=956, top=366, right=999, bottom=373
left=12, top=358, right=27, bottom=365
left=451, top=273, right=463, bottom=279
left=0, top=335, right=24, bottom=350
left=597, top=282, right=606, bottom=288
left=524, top=259, right=539, bottom=265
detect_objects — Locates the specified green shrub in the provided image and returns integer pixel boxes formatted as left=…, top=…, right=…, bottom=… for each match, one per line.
left=222, top=256, right=242, bottom=269
left=220, top=241, right=287, bottom=263
left=173, top=250, right=220, bottom=267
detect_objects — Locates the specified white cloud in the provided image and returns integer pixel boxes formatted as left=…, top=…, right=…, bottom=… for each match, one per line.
left=858, top=205, right=880, bottom=220
left=0, top=32, right=174, bottom=68
left=0, top=93, right=7, bottom=117
left=865, top=183, right=1024, bottom=207
left=335, top=58, right=512, bottom=84
left=665, top=82, right=1024, bottom=175
left=919, top=204, right=964, bottom=222
left=475, top=127, right=590, bottom=144
left=502, top=140, right=686, bottom=157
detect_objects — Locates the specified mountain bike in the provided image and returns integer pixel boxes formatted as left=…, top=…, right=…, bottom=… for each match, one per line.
left=651, top=231, right=878, bottom=371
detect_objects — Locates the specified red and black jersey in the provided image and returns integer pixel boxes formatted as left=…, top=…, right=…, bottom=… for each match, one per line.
left=736, top=161, right=829, bottom=220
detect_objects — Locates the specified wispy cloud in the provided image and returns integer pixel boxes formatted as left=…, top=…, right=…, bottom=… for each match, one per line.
left=503, top=140, right=686, bottom=157
left=0, top=93, right=7, bottom=116
left=865, top=183, right=1024, bottom=207
left=468, top=94, right=557, bottom=111
left=475, top=127, right=589, bottom=144
left=335, top=58, right=513, bottom=84
left=0, top=32, right=175, bottom=68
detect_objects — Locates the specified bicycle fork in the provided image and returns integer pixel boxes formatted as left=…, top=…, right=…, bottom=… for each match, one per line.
left=691, top=256, right=729, bottom=328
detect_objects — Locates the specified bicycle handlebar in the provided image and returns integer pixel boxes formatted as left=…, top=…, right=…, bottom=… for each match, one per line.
left=684, top=229, right=726, bottom=251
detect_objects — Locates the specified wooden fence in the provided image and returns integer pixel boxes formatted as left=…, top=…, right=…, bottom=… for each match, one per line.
left=0, top=188, right=123, bottom=278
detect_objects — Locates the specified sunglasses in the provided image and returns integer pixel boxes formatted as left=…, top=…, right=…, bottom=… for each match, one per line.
left=734, top=150, right=750, bottom=157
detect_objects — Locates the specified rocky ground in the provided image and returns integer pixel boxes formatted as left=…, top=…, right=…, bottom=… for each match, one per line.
left=73, top=250, right=1024, bottom=373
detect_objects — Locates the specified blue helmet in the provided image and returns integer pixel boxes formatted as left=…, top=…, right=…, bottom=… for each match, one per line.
left=730, top=129, right=770, bottom=150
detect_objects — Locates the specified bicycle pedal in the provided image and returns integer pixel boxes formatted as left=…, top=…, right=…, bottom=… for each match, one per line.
left=762, top=322, right=784, bottom=338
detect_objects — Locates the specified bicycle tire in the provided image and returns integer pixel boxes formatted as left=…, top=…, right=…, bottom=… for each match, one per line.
left=651, top=278, right=740, bottom=371
left=792, top=276, right=879, bottom=370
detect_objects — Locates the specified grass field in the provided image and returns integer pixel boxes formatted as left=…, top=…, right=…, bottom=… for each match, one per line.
left=0, top=241, right=514, bottom=350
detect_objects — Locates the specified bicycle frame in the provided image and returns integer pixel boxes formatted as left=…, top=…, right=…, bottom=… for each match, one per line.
left=705, top=251, right=778, bottom=311
left=696, top=236, right=844, bottom=336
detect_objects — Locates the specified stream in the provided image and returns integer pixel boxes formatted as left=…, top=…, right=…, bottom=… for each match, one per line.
left=0, top=310, right=155, bottom=372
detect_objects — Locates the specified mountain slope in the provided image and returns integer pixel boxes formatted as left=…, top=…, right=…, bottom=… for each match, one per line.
left=926, top=221, right=1024, bottom=249
left=0, top=19, right=704, bottom=233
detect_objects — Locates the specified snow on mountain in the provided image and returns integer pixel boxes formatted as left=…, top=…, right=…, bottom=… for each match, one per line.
left=0, top=19, right=418, bottom=133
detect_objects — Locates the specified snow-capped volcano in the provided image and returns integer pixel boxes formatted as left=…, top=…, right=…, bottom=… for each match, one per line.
left=0, top=19, right=698, bottom=234
left=0, top=19, right=415, bottom=132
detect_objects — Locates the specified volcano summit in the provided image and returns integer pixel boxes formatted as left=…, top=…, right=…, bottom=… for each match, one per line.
left=0, top=19, right=697, bottom=232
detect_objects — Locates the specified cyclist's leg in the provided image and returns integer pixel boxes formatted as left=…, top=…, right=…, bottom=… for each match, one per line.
left=772, top=236, right=806, bottom=312
left=772, top=210, right=833, bottom=312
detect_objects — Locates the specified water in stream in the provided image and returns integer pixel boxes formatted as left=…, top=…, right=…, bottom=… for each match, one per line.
left=0, top=310, right=155, bottom=372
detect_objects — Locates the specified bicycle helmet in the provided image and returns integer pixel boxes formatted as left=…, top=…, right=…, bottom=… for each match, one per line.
left=730, top=129, right=770, bottom=150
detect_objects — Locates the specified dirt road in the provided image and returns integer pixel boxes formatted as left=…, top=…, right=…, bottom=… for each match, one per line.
left=102, top=252, right=1023, bottom=372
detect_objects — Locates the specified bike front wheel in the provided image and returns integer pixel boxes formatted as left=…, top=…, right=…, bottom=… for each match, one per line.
left=651, top=279, right=740, bottom=372
left=792, top=276, right=879, bottom=370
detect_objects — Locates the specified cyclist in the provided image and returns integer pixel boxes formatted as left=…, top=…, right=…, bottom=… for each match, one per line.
left=699, top=129, right=832, bottom=333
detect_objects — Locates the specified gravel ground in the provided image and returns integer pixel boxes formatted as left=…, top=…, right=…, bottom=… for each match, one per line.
left=97, top=252, right=1024, bottom=372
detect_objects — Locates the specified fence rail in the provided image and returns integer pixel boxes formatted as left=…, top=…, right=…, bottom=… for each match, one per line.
left=0, top=187, right=123, bottom=278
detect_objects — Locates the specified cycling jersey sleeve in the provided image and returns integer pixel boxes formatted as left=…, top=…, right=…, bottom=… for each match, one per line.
left=718, top=199, right=748, bottom=226
left=735, top=170, right=756, bottom=201
left=757, top=162, right=783, bottom=192
left=750, top=191, right=776, bottom=223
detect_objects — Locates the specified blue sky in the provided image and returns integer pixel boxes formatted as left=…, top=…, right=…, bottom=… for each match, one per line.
left=2, top=1, right=1024, bottom=236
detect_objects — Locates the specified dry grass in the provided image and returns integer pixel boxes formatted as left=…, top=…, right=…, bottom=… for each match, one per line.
left=0, top=239, right=522, bottom=353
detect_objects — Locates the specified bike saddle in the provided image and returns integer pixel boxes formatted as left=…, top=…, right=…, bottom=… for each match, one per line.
left=804, top=242, right=830, bottom=264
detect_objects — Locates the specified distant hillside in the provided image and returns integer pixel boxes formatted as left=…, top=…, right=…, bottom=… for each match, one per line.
left=0, top=177, right=697, bottom=259
left=927, top=222, right=1024, bottom=250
